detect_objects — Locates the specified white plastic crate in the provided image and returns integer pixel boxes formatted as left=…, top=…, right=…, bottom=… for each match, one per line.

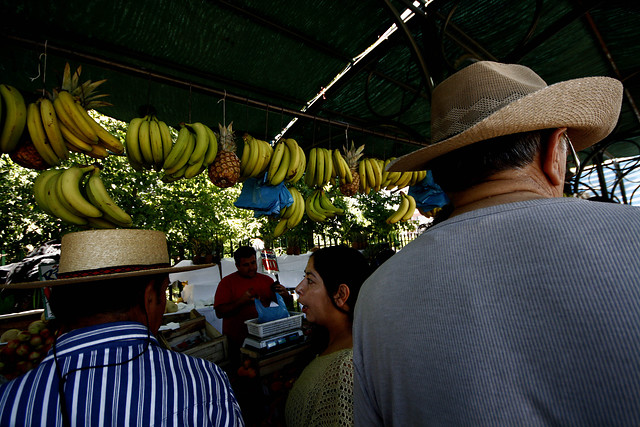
left=245, top=312, right=303, bottom=338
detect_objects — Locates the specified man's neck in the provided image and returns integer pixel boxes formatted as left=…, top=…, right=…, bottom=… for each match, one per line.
left=448, top=164, right=562, bottom=217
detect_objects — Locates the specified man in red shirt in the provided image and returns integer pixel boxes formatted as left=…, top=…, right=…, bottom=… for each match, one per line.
left=214, top=246, right=292, bottom=363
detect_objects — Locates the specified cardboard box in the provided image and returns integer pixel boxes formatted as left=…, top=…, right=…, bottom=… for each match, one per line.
left=159, top=310, right=228, bottom=366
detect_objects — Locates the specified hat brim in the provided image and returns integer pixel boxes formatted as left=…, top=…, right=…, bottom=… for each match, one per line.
left=388, top=76, right=623, bottom=172
left=0, top=263, right=214, bottom=289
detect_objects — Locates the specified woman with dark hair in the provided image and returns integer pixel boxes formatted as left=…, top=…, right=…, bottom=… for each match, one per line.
left=285, top=245, right=371, bottom=427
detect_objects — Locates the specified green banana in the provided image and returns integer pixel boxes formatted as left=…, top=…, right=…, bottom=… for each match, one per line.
left=273, top=218, right=288, bottom=237
left=157, top=119, right=174, bottom=161
left=268, top=140, right=286, bottom=182
left=0, top=84, right=27, bottom=153
left=305, top=147, right=317, bottom=187
left=125, top=117, right=145, bottom=166
left=323, top=148, right=333, bottom=186
left=164, top=132, right=195, bottom=175
left=203, top=124, right=218, bottom=166
left=33, top=169, right=61, bottom=216
left=305, top=191, right=326, bottom=222
left=138, top=118, right=153, bottom=165
left=186, top=122, right=209, bottom=165
left=45, top=171, right=89, bottom=226
left=315, top=147, right=325, bottom=187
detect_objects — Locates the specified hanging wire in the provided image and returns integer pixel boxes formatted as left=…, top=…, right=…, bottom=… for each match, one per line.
left=217, top=89, right=227, bottom=127
left=264, top=105, right=269, bottom=142
left=188, top=84, right=193, bottom=123
left=29, top=40, right=48, bottom=98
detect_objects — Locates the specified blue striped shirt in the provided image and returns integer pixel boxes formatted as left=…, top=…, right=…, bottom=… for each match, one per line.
left=0, top=321, right=244, bottom=426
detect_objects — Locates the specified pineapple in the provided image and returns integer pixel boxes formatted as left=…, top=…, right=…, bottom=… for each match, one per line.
left=58, top=62, right=111, bottom=109
left=339, top=141, right=364, bottom=196
left=208, top=122, right=241, bottom=188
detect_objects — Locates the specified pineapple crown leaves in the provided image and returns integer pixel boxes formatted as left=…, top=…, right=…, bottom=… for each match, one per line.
left=55, top=62, right=111, bottom=109
left=343, top=140, right=365, bottom=166
left=217, top=122, right=236, bottom=152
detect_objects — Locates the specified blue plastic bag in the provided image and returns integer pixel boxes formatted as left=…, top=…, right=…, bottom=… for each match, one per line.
left=408, top=170, right=450, bottom=211
left=234, top=178, right=293, bottom=217
left=255, top=293, right=290, bottom=324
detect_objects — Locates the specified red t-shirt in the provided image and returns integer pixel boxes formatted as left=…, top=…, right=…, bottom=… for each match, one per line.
left=214, top=271, right=274, bottom=347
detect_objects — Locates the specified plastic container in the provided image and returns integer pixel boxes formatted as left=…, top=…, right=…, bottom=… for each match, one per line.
left=245, top=312, right=303, bottom=338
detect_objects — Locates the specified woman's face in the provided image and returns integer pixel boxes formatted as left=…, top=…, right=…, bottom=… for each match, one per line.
left=295, top=257, right=337, bottom=325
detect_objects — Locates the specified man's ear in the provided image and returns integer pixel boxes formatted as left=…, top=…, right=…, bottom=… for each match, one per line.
left=333, top=284, right=350, bottom=308
left=542, top=127, right=567, bottom=187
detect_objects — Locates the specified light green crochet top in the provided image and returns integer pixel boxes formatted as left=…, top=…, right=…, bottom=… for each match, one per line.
left=285, top=348, right=354, bottom=427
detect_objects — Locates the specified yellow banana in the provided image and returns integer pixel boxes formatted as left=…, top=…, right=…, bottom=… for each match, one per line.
left=369, top=158, right=382, bottom=191
left=386, top=194, right=410, bottom=224
left=39, top=98, right=69, bottom=160
left=315, top=147, right=325, bottom=187
left=0, top=84, right=27, bottom=153
left=255, top=139, right=273, bottom=177
left=332, top=149, right=346, bottom=180
left=138, top=118, right=153, bottom=165
left=305, top=148, right=317, bottom=187
left=319, top=190, right=344, bottom=215
left=164, top=132, right=195, bottom=175
left=56, top=90, right=99, bottom=143
left=157, top=119, right=174, bottom=161
left=125, top=117, right=145, bottom=165
left=239, top=135, right=253, bottom=178
left=401, top=194, right=417, bottom=221
left=59, top=121, right=94, bottom=152
left=284, top=138, right=300, bottom=181
left=268, top=140, right=286, bottom=182
left=85, top=143, right=108, bottom=159
left=287, top=188, right=305, bottom=228
left=163, top=126, right=191, bottom=170
left=291, top=145, right=306, bottom=183
left=83, top=107, right=125, bottom=154
left=358, top=159, right=367, bottom=193
left=186, top=122, right=209, bottom=165
left=244, top=136, right=262, bottom=178
left=53, top=96, right=94, bottom=144
left=45, top=171, right=89, bottom=226
left=148, top=118, right=164, bottom=165
left=87, top=217, right=119, bottom=229
left=323, top=148, right=333, bottom=186
left=27, top=102, right=60, bottom=166
left=33, top=169, right=61, bottom=215
left=270, top=142, right=291, bottom=185
left=364, top=158, right=376, bottom=189
left=273, top=218, right=288, bottom=237
left=58, top=165, right=102, bottom=218
left=305, top=191, right=326, bottom=222
left=203, top=124, right=218, bottom=166
left=184, top=156, right=205, bottom=179
left=85, top=168, right=133, bottom=227
left=395, top=171, right=414, bottom=189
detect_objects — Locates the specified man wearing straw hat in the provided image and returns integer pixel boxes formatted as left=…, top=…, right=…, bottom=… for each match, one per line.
left=353, top=61, right=640, bottom=425
left=0, top=229, right=244, bottom=426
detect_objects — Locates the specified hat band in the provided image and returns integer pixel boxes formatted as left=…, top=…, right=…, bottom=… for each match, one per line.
left=57, top=263, right=171, bottom=279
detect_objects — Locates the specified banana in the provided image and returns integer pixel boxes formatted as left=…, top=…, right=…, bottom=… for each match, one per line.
left=242, top=136, right=260, bottom=178
left=395, top=171, right=414, bottom=189
left=125, top=117, right=145, bottom=165
left=332, top=149, right=346, bottom=180
left=239, top=135, right=253, bottom=178
left=56, top=90, right=99, bottom=143
left=73, top=102, right=124, bottom=154
left=59, top=121, right=94, bottom=152
left=284, top=138, right=301, bottom=181
left=45, top=171, right=89, bottom=226
left=0, top=84, right=27, bottom=153
left=358, top=159, right=368, bottom=193
left=186, top=122, right=208, bottom=165
left=270, top=142, right=291, bottom=185
left=148, top=118, right=164, bottom=165
left=184, top=156, right=205, bottom=179
left=401, top=194, right=417, bottom=221
left=386, top=194, right=410, bottom=224
left=381, top=159, right=391, bottom=187
left=273, top=218, right=288, bottom=237
left=164, top=131, right=195, bottom=175
left=268, top=140, right=286, bottom=182
left=58, top=165, right=104, bottom=218
left=85, top=168, right=133, bottom=227
left=33, top=169, right=61, bottom=215
left=87, top=217, right=118, bottom=229
left=364, top=158, right=376, bottom=189
left=323, top=148, right=333, bottom=186
left=202, top=124, right=218, bottom=166
left=255, top=139, right=273, bottom=177
left=287, top=188, right=305, bottom=228
left=290, top=145, right=306, bottom=183
left=305, top=191, right=326, bottom=222
left=88, top=142, right=108, bottom=159
left=138, top=118, right=153, bottom=165
left=369, top=158, right=382, bottom=191
left=313, top=189, right=334, bottom=218
left=318, top=190, right=344, bottom=215
left=315, top=147, right=325, bottom=187
left=39, top=98, right=69, bottom=160
left=53, top=96, right=94, bottom=144
left=169, top=163, right=189, bottom=180
left=305, top=148, right=317, bottom=187
left=27, top=102, right=60, bottom=166
left=163, top=126, right=190, bottom=170
left=157, top=119, right=174, bottom=161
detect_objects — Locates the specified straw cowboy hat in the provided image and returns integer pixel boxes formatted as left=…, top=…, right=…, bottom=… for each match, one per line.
left=388, top=61, right=624, bottom=172
left=1, top=229, right=211, bottom=289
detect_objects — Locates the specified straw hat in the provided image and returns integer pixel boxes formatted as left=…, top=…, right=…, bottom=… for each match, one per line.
left=1, top=229, right=211, bottom=289
left=388, top=61, right=624, bottom=172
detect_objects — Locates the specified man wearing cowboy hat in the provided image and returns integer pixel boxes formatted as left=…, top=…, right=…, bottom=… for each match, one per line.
left=353, top=61, right=640, bottom=425
left=0, top=229, right=244, bottom=426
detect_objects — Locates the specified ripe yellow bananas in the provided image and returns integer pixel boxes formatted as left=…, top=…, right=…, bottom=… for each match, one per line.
left=304, top=189, right=344, bottom=222
left=239, top=134, right=273, bottom=181
left=32, top=164, right=133, bottom=228
left=273, top=187, right=305, bottom=237
left=266, top=138, right=305, bottom=186
left=386, top=193, right=417, bottom=224
left=0, top=84, right=28, bottom=154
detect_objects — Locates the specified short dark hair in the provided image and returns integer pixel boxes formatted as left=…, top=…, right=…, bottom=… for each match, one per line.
left=48, top=274, right=167, bottom=326
left=429, top=129, right=552, bottom=193
left=234, top=246, right=256, bottom=264
left=310, top=245, right=371, bottom=319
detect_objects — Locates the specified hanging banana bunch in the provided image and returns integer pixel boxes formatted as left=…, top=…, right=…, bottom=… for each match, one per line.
left=386, top=193, right=417, bottom=224
left=304, top=188, right=344, bottom=223
left=238, top=133, right=273, bottom=181
left=273, top=187, right=305, bottom=237
left=266, top=138, right=306, bottom=186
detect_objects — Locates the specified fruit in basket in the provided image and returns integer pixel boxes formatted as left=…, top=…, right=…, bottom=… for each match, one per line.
left=208, top=122, right=240, bottom=188
left=165, top=300, right=179, bottom=313
left=0, top=329, right=21, bottom=343
left=0, top=323, right=54, bottom=379
left=28, top=320, right=47, bottom=335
